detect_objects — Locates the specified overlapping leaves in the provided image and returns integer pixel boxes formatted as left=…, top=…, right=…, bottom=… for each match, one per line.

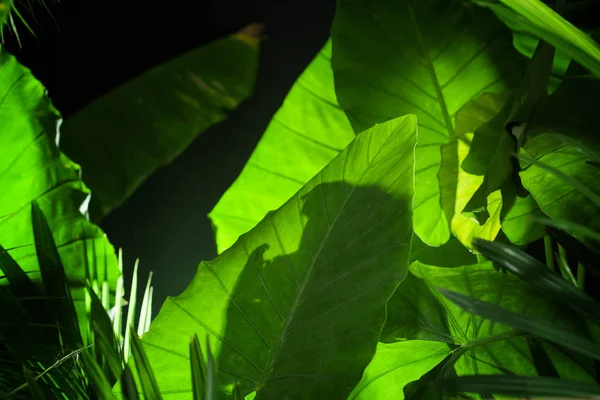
left=61, top=25, right=261, bottom=220
left=140, top=116, right=417, bottom=398
left=209, top=39, right=354, bottom=253
left=331, top=0, right=526, bottom=246
left=0, top=47, right=119, bottom=325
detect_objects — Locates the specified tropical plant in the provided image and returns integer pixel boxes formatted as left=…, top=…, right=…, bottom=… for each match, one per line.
left=2, top=0, right=600, bottom=399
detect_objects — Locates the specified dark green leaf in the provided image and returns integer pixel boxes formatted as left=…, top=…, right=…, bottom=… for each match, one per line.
left=120, top=365, right=140, bottom=400
left=190, top=334, right=205, bottom=400
left=438, top=374, right=600, bottom=397
left=546, top=226, right=600, bottom=275
left=61, top=26, right=261, bottom=220
left=332, top=0, right=526, bottom=246
left=83, top=351, right=118, bottom=400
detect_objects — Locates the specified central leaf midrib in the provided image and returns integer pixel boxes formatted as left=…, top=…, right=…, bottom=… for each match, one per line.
left=407, top=4, right=454, bottom=138
left=256, top=129, right=399, bottom=392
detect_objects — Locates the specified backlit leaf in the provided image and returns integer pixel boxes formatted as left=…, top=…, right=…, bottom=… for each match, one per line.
left=332, top=0, right=526, bottom=245
left=139, top=115, right=418, bottom=398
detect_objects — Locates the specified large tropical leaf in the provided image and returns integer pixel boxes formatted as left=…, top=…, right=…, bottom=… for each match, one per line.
left=209, top=39, right=354, bottom=253
left=137, top=115, right=418, bottom=398
left=331, top=0, right=526, bottom=246
left=519, top=133, right=600, bottom=238
left=476, top=0, right=600, bottom=77
left=60, top=24, right=261, bottom=220
left=0, top=47, right=119, bottom=326
left=347, top=340, right=449, bottom=400
left=382, top=261, right=595, bottom=388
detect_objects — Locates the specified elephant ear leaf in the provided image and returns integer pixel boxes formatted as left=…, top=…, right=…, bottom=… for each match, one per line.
left=60, top=24, right=262, bottom=220
left=209, top=39, right=355, bottom=253
left=136, top=115, right=418, bottom=399
left=380, top=261, right=595, bottom=396
left=0, top=47, right=119, bottom=328
left=331, top=0, right=526, bottom=246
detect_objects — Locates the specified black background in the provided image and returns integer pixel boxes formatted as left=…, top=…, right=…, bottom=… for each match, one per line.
left=5, top=0, right=337, bottom=314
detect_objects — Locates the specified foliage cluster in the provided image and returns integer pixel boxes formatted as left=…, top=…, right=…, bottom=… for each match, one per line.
left=1, top=0, right=600, bottom=399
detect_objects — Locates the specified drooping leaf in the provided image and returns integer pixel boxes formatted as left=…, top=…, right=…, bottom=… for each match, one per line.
left=347, top=340, right=450, bottom=400
left=0, top=46, right=119, bottom=328
left=383, top=261, right=595, bottom=384
left=138, top=115, right=418, bottom=398
left=60, top=25, right=261, bottom=220
left=331, top=0, right=526, bottom=245
left=209, top=39, right=355, bottom=253
left=476, top=0, right=600, bottom=77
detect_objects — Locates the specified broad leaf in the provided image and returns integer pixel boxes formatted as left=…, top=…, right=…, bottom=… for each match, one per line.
left=61, top=25, right=261, bottom=220
left=519, top=133, right=600, bottom=236
left=347, top=340, right=450, bottom=400
left=476, top=0, right=600, bottom=77
left=331, top=0, right=526, bottom=246
left=137, top=115, right=417, bottom=398
left=441, top=93, right=543, bottom=247
left=209, top=39, right=354, bottom=253
left=383, top=262, right=595, bottom=383
left=0, top=47, right=119, bottom=324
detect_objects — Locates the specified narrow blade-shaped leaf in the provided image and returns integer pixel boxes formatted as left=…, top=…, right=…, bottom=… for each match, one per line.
left=139, top=115, right=418, bottom=398
left=440, top=288, right=600, bottom=361
left=476, top=0, right=600, bottom=77
left=129, top=329, right=162, bottom=400
left=438, top=374, right=600, bottom=398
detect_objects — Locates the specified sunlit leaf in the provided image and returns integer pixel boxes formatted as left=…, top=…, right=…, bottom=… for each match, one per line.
left=384, top=261, right=595, bottom=386
left=0, top=46, right=119, bottom=330
left=138, top=115, right=418, bottom=398
left=476, top=0, right=600, bottom=77
left=331, top=0, right=526, bottom=245
left=61, top=25, right=261, bottom=220
left=209, top=39, right=354, bottom=253
left=347, top=341, right=450, bottom=400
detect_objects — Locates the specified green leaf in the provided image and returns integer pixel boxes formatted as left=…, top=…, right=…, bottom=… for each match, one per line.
left=139, top=115, right=417, bottom=398
left=384, top=261, right=595, bottom=382
left=60, top=25, right=261, bottom=220
left=331, top=0, right=526, bottom=245
left=0, top=46, right=120, bottom=331
left=209, top=39, right=355, bottom=253
left=130, top=329, right=162, bottom=400
left=347, top=340, right=450, bottom=400
left=519, top=133, right=600, bottom=236
left=83, top=351, right=118, bottom=400
left=473, top=239, right=600, bottom=325
left=440, top=288, right=600, bottom=361
left=476, top=0, right=600, bottom=77
left=190, top=334, right=205, bottom=400
left=439, top=374, right=600, bottom=398
left=31, top=202, right=81, bottom=347
left=120, top=365, right=141, bottom=400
